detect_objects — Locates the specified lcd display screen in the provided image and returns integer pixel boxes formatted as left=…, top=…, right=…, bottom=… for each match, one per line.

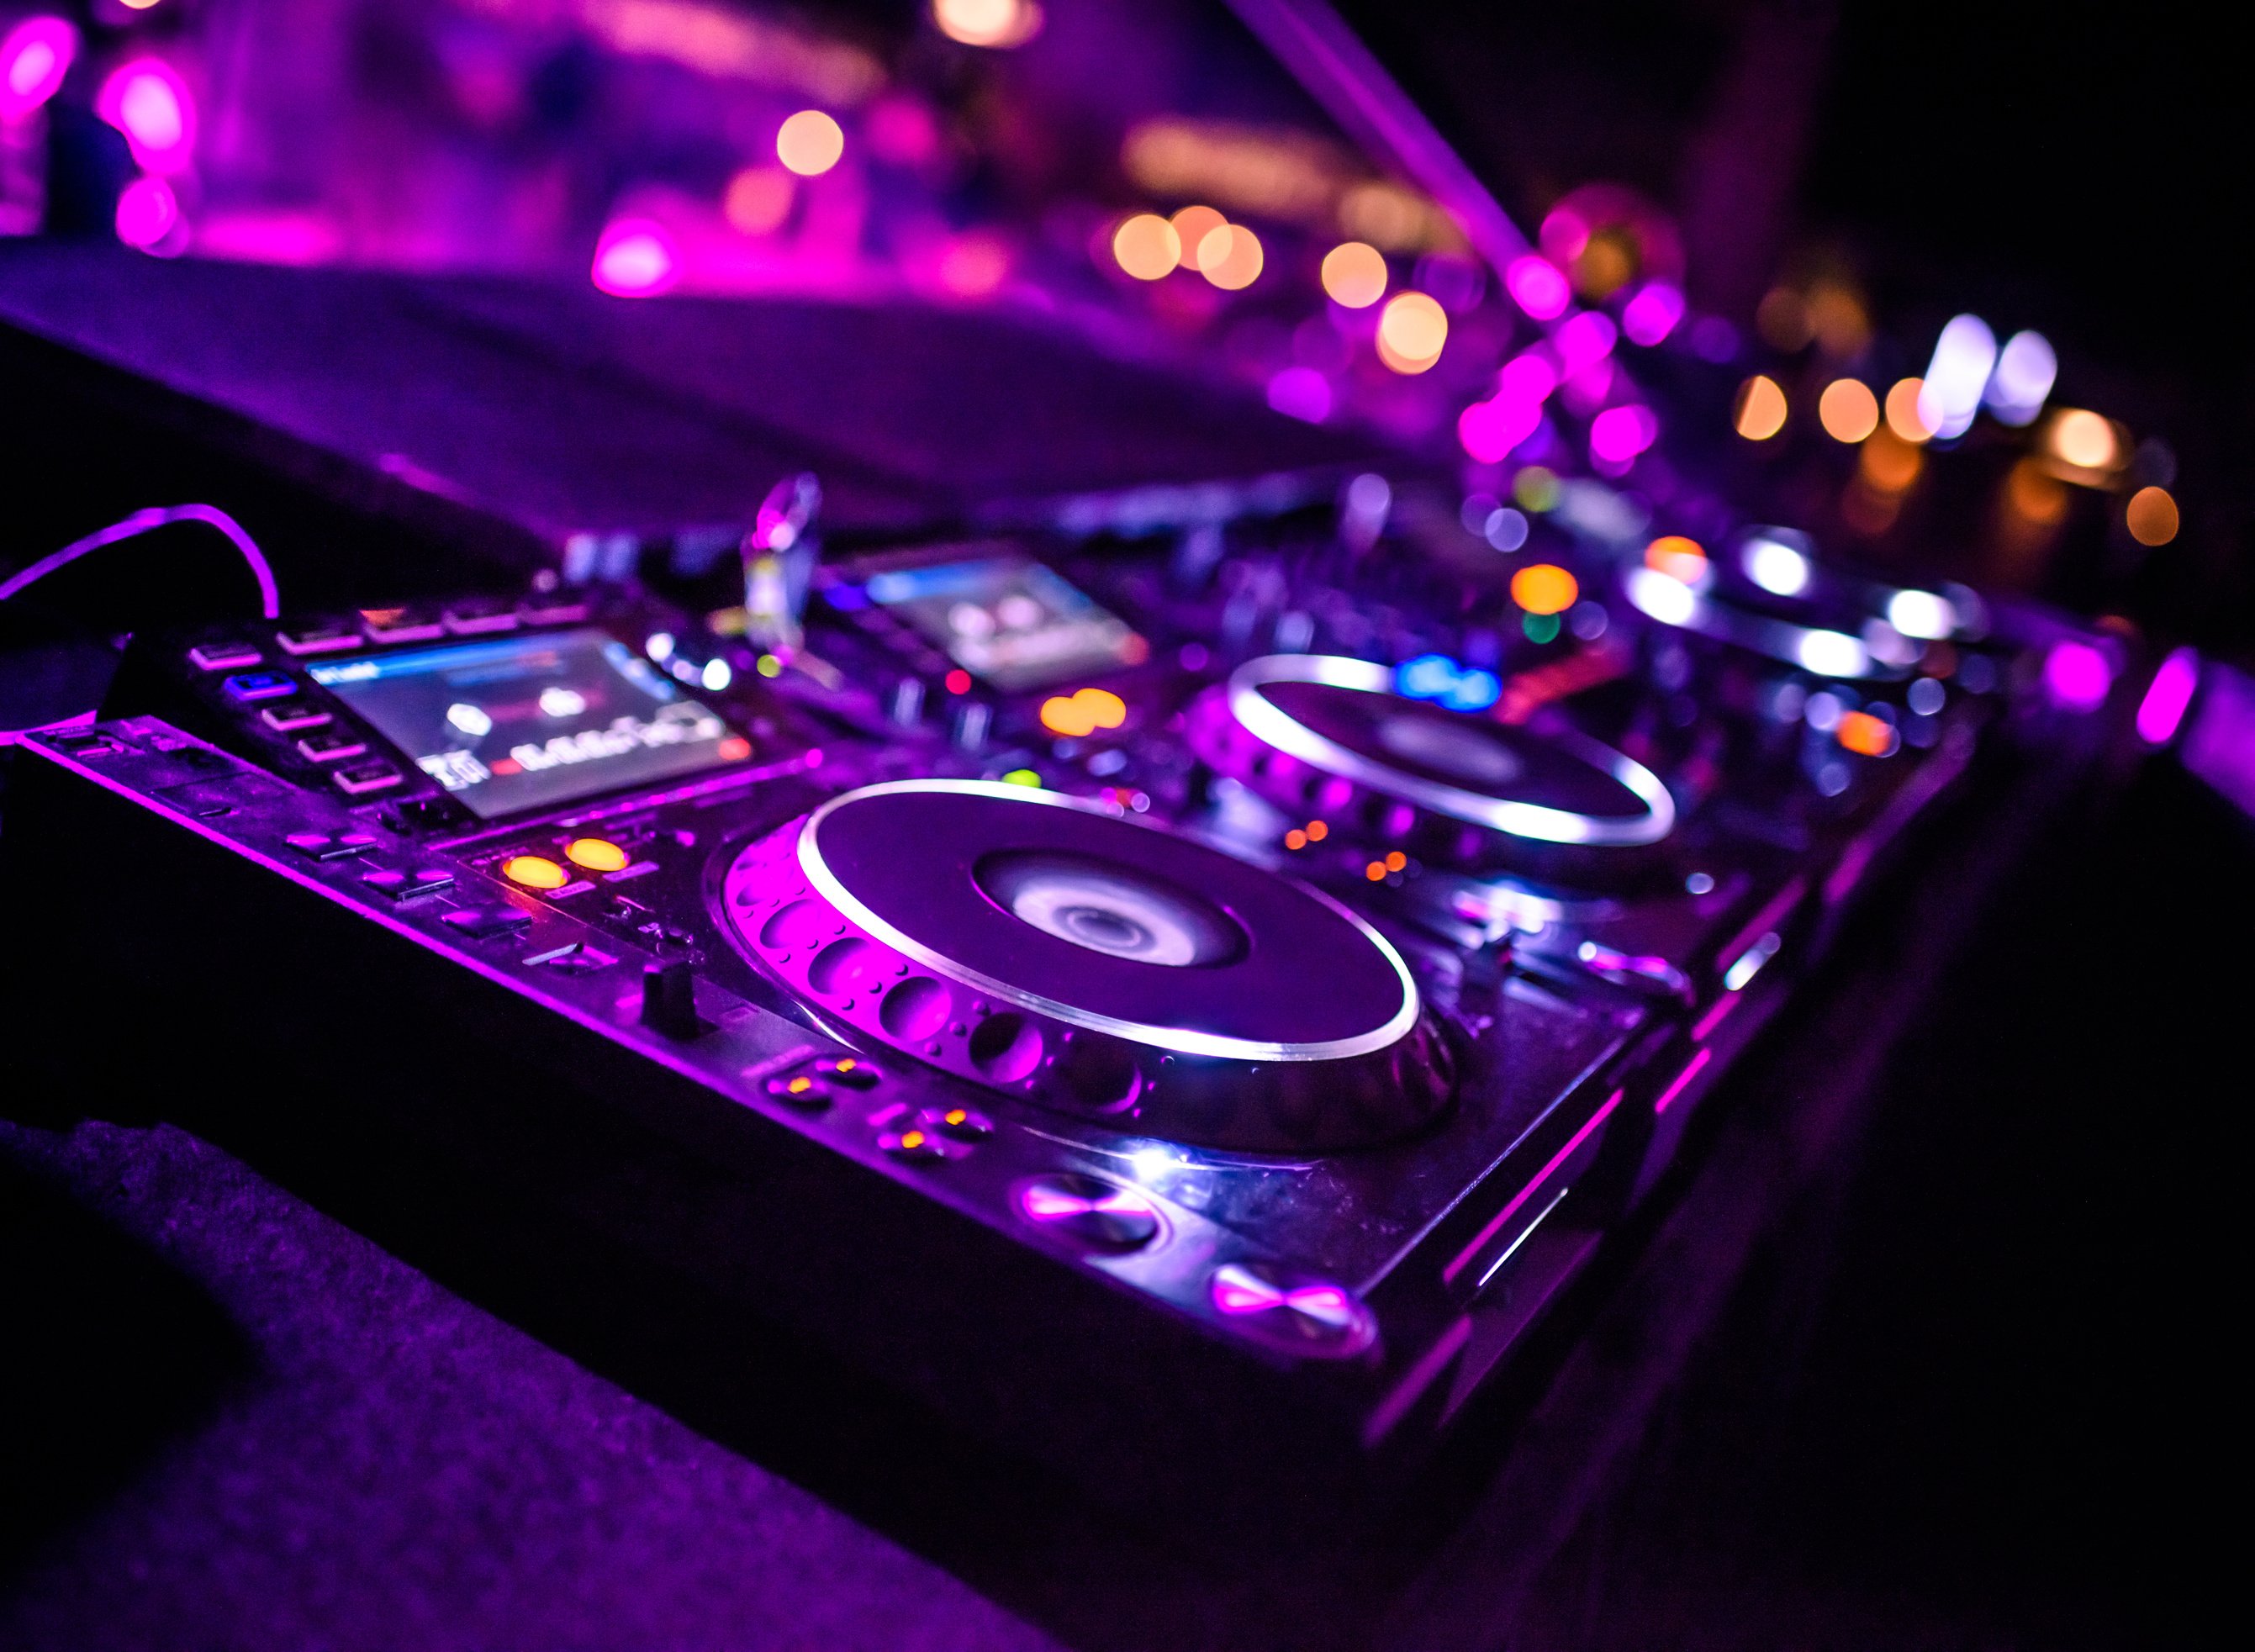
left=856, top=557, right=1146, bottom=692
left=310, top=630, right=746, bottom=818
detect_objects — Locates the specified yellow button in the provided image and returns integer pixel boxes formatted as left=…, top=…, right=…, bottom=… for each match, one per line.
left=565, top=837, right=630, bottom=874
left=501, top=854, right=569, bottom=890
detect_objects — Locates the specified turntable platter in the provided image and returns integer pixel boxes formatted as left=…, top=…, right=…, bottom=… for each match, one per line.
left=722, top=781, right=1455, bottom=1153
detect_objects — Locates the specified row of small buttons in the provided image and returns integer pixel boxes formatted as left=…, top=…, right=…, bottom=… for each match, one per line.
left=187, top=597, right=599, bottom=676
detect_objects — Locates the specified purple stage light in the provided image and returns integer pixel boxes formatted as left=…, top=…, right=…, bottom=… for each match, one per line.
left=1621, top=282, right=1686, bottom=346
left=1506, top=256, right=1571, bottom=321
left=1266, top=365, right=1333, bottom=424
left=2043, top=640, right=2113, bottom=712
left=1555, top=309, right=1619, bottom=374
left=2136, top=647, right=2200, bottom=745
left=592, top=219, right=679, bottom=298
left=115, top=176, right=180, bottom=251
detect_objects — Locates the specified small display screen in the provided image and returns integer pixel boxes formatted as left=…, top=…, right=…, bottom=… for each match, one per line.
left=856, top=557, right=1145, bottom=692
left=309, top=629, right=746, bottom=818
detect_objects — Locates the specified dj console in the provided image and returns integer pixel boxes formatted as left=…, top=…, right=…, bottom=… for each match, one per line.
left=3, top=503, right=2087, bottom=1515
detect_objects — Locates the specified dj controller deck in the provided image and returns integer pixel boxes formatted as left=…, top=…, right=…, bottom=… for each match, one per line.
left=3, top=504, right=2109, bottom=1513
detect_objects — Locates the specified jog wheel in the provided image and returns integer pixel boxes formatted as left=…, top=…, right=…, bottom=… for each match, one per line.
left=721, top=779, right=1455, bottom=1155
left=1186, top=654, right=1676, bottom=884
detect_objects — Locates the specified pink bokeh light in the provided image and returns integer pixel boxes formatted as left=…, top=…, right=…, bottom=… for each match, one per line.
left=1458, top=396, right=1541, bottom=464
left=1, top=15, right=77, bottom=124
left=1621, top=282, right=1687, bottom=346
left=1589, top=404, right=1660, bottom=464
left=1267, top=365, right=1333, bottom=425
left=114, top=175, right=180, bottom=251
left=1555, top=309, right=1618, bottom=374
left=591, top=219, right=679, bottom=297
left=97, top=58, right=196, bottom=175
left=1505, top=256, right=1571, bottom=321
left=2044, top=640, right=2113, bottom=712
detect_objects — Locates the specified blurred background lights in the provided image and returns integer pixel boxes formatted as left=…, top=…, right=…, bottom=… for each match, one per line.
left=1, top=15, right=76, bottom=123
left=1511, top=563, right=1579, bottom=615
left=1555, top=309, right=1618, bottom=372
left=591, top=219, right=679, bottom=296
left=1619, top=282, right=1685, bottom=346
left=1198, top=224, right=1263, bottom=290
left=1320, top=240, right=1387, bottom=307
left=2046, top=409, right=2121, bottom=472
left=1744, top=532, right=1813, bottom=597
left=932, top=0, right=1043, bottom=48
left=1734, top=375, right=1788, bottom=440
left=1984, top=330, right=2057, bottom=425
left=1376, top=291, right=1448, bottom=373
left=97, top=58, right=195, bottom=175
left=1169, top=205, right=1226, bottom=268
left=1885, top=588, right=1957, bottom=640
left=775, top=109, right=844, bottom=177
left=1503, top=256, right=1570, bottom=320
left=1817, top=379, right=1879, bottom=443
left=2043, top=639, right=2113, bottom=711
left=1112, top=213, right=1180, bottom=280
left=1885, top=377, right=1935, bottom=443
left=114, top=175, right=179, bottom=251
left=1916, top=314, right=1997, bottom=440
left=701, top=658, right=733, bottom=691
left=2126, top=485, right=2180, bottom=546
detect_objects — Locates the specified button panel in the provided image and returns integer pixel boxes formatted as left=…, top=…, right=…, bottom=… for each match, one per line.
left=298, top=731, right=369, bottom=763
left=285, top=830, right=381, bottom=861
left=189, top=641, right=262, bottom=672
left=275, top=625, right=362, bottom=657
left=361, top=867, right=456, bottom=901
left=441, top=905, right=534, bottom=939
left=332, top=761, right=402, bottom=795
left=260, top=702, right=332, bottom=732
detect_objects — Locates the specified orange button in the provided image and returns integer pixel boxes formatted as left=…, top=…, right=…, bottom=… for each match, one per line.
left=565, top=837, right=630, bottom=874
left=501, top=854, right=569, bottom=890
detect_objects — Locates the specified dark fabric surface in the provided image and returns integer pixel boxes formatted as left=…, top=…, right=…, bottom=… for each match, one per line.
left=0, top=1120, right=1059, bottom=1652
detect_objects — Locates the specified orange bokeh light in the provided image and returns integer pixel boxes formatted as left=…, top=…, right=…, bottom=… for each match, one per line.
left=1320, top=240, right=1388, bottom=308
left=1112, top=213, right=1180, bottom=280
left=775, top=109, right=844, bottom=177
left=1511, top=563, right=1579, bottom=616
left=1198, top=223, right=1264, bottom=290
left=1884, top=377, right=1934, bottom=443
left=2126, top=486, right=2179, bottom=546
left=1835, top=710, right=1899, bottom=757
left=1376, top=291, right=1448, bottom=373
left=1818, top=379, right=1880, bottom=444
left=1644, top=535, right=1708, bottom=583
left=1038, top=687, right=1129, bottom=737
left=1734, top=375, right=1788, bottom=441
left=1170, top=204, right=1226, bottom=267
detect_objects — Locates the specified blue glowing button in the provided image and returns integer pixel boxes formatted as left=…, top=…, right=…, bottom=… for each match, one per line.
left=361, top=867, right=455, bottom=901
left=332, top=761, right=402, bottom=796
left=221, top=670, right=297, bottom=703
left=188, top=641, right=261, bottom=672
left=260, top=702, right=332, bottom=733
left=441, top=905, right=533, bottom=939
left=1017, top=1173, right=1159, bottom=1252
left=285, top=830, right=381, bottom=862
left=298, top=731, right=369, bottom=763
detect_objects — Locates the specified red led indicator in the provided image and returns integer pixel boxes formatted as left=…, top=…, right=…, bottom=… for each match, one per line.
left=944, top=669, right=972, bottom=695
